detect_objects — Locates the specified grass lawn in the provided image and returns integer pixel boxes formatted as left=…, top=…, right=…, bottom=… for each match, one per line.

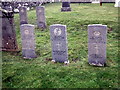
left=2, top=3, right=119, bottom=88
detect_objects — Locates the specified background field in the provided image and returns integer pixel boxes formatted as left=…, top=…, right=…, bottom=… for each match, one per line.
left=2, top=3, right=119, bottom=88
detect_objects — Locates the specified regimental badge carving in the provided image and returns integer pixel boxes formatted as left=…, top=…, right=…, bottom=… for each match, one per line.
left=94, top=31, right=101, bottom=37
left=54, top=28, right=62, bottom=36
left=24, top=30, right=29, bottom=35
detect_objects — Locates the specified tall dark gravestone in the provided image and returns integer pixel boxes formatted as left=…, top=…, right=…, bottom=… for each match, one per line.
left=0, top=8, right=18, bottom=51
left=20, top=24, right=37, bottom=59
left=19, top=6, right=28, bottom=25
left=88, top=24, right=107, bottom=66
left=36, top=6, right=46, bottom=29
left=50, top=24, right=69, bottom=64
left=61, top=2, right=71, bottom=12
left=0, top=10, right=2, bottom=51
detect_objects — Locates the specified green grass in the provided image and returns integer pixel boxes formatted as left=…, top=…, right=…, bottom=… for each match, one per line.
left=2, top=3, right=119, bottom=88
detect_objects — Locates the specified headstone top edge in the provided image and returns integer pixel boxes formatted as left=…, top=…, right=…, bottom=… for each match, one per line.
left=88, top=24, right=107, bottom=27
left=37, top=6, right=45, bottom=8
left=38, top=6, right=45, bottom=7
left=21, top=24, right=35, bottom=27
left=19, top=6, right=27, bottom=8
left=50, top=24, right=66, bottom=27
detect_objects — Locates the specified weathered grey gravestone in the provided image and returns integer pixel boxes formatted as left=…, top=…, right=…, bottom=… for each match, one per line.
left=88, top=24, right=107, bottom=66
left=50, top=24, right=69, bottom=64
left=36, top=6, right=46, bottom=29
left=20, top=24, right=37, bottom=59
left=61, top=2, right=71, bottom=12
left=19, top=6, right=28, bottom=25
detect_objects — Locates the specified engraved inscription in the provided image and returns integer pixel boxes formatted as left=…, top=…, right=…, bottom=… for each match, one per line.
left=56, top=42, right=62, bottom=51
left=53, top=36, right=65, bottom=40
left=90, top=54, right=103, bottom=59
left=89, top=36, right=104, bottom=43
left=94, top=44, right=99, bottom=54
left=53, top=50, right=66, bottom=55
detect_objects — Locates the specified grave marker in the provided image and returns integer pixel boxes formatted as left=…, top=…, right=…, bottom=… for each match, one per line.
left=0, top=8, right=18, bottom=51
left=20, top=24, right=37, bottom=59
left=114, top=0, right=120, bottom=7
left=50, top=24, right=69, bottom=64
left=88, top=24, right=107, bottom=66
left=61, top=2, right=71, bottom=12
left=36, top=6, right=46, bottom=29
left=19, top=6, right=28, bottom=25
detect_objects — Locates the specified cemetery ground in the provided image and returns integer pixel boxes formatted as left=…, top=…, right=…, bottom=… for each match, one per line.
left=2, top=3, right=119, bottom=88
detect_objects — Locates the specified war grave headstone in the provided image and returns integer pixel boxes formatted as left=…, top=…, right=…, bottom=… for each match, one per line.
left=88, top=24, right=107, bottom=66
left=0, top=7, right=18, bottom=51
left=61, top=1, right=71, bottom=12
left=50, top=24, right=69, bottom=64
left=20, top=24, right=37, bottom=59
left=19, top=6, right=28, bottom=25
left=36, top=6, right=47, bottom=29
left=114, top=0, right=120, bottom=7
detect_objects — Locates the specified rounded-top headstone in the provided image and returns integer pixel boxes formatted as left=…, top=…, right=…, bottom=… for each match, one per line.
left=36, top=6, right=46, bottom=29
left=19, top=6, right=28, bottom=25
left=50, top=24, right=69, bottom=63
left=20, top=24, right=37, bottom=59
left=88, top=24, right=107, bottom=66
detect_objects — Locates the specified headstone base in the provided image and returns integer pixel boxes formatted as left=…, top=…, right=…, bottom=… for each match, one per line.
left=37, top=22, right=47, bottom=29
left=61, top=7, right=71, bottom=12
left=22, top=49, right=37, bottom=59
left=89, top=62, right=106, bottom=67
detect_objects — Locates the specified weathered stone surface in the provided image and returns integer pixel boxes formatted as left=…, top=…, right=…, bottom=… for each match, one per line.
left=88, top=24, right=107, bottom=66
left=20, top=24, right=37, bottom=59
left=50, top=24, right=68, bottom=63
left=0, top=10, right=18, bottom=51
left=36, top=6, right=46, bottom=29
left=19, top=6, right=28, bottom=25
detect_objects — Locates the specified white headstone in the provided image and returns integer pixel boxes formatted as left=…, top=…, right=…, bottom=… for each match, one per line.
left=114, top=0, right=120, bottom=7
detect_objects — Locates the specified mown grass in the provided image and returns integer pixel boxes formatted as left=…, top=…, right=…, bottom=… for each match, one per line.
left=2, top=3, right=119, bottom=88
